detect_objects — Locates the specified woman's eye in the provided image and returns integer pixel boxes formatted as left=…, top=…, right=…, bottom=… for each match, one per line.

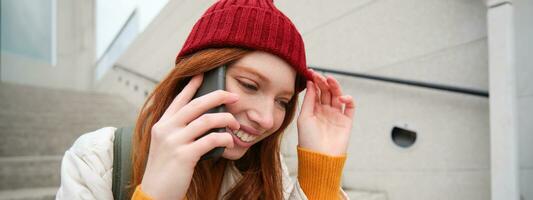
left=277, top=99, right=289, bottom=109
left=238, top=80, right=258, bottom=91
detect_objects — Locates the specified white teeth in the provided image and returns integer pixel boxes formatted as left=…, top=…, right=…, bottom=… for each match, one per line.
left=232, top=130, right=257, bottom=142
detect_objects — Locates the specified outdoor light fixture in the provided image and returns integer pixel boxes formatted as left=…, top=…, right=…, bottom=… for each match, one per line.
left=391, top=125, right=417, bottom=148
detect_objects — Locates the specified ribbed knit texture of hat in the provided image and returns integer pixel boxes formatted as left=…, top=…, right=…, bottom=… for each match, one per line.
left=177, top=0, right=311, bottom=92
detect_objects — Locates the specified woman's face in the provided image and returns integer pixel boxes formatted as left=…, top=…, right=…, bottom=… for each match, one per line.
left=221, top=51, right=296, bottom=160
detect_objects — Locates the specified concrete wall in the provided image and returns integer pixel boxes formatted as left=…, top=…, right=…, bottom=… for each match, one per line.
left=95, top=0, right=217, bottom=106
left=287, top=0, right=489, bottom=199
left=487, top=1, right=519, bottom=199
left=487, top=0, right=533, bottom=199
left=0, top=0, right=96, bottom=91
left=97, top=0, right=491, bottom=199
left=278, top=0, right=488, bottom=90
left=112, top=0, right=216, bottom=80
left=277, top=0, right=490, bottom=199
left=1, top=0, right=56, bottom=64
left=514, top=0, right=533, bottom=199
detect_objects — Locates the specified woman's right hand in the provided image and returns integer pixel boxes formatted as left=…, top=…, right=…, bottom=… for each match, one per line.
left=140, top=73, right=239, bottom=200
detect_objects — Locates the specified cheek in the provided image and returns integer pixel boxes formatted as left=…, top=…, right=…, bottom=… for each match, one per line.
left=224, top=79, right=287, bottom=132
left=224, top=83, right=244, bottom=113
left=260, top=112, right=286, bottom=140
left=273, top=112, right=286, bottom=130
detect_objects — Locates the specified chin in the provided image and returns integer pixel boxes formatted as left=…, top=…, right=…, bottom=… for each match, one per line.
left=221, top=146, right=249, bottom=160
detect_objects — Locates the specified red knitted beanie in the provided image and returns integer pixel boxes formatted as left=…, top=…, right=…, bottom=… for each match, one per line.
left=176, top=0, right=311, bottom=92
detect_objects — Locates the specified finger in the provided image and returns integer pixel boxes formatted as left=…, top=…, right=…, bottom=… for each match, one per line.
left=340, top=95, right=355, bottom=119
left=188, top=132, right=234, bottom=160
left=176, top=113, right=240, bottom=142
left=174, top=90, right=239, bottom=125
left=299, top=81, right=316, bottom=116
left=312, top=82, right=323, bottom=111
left=314, top=72, right=331, bottom=105
left=309, top=70, right=320, bottom=105
left=161, top=74, right=204, bottom=121
left=326, top=76, right=343, bottom=111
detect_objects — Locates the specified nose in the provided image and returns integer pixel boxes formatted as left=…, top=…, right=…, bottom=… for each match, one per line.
left=247, top=101, right=275, bottom=131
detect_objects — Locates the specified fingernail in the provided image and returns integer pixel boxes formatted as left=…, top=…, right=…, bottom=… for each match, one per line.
left=342, top=95, right=352, bottom=100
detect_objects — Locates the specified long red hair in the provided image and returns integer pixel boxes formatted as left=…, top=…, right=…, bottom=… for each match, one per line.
left=130, top=48, right=301, bottom=199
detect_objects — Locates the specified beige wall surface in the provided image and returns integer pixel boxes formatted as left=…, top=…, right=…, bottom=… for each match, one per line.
left=514, top=0, right=533, bottom=199
left=1, top=0, right=96, bottom=92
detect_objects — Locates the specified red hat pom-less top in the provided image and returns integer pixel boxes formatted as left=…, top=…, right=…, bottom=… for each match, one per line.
left=176, top=0, right=311, bottom=92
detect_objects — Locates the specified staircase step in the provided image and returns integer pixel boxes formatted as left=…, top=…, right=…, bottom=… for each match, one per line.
left=0, top=82, right=138, bottom=191
left=0, top=110, right=135, bottom=156
left=0, top=156, right=62, bottom=190
left=0, top=82, right=131, bottom=110
left=0, top=114, right=135, bottom=157
left=0, top=187, right=56, bottom=200
left=0, top=82, right=138, bottom=157
left=343, top=189, right=388, bottom=200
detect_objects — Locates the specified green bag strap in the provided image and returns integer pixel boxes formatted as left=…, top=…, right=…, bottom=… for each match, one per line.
left=112, top=126, right=134, bottom=200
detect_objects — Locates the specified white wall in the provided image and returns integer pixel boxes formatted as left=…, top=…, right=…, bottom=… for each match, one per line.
left=95, top=0, right=169, bottom=60
left=95, top=0, right=216, bottom=106
left=0, top=0, right=56, bottom=64
left=96, top=0, right=136, bottom=59
left=112, top=0, right=216, bottom=80
left=487, top=1, right=519, bottom=199
left=487, top=0, right=533, bottom=199
left=278, top=0, right=487, bottom=90
left=280, top=0, right=490, bottom=199
left=1, top=0, right=95, bottom=91
left=514, top=0, right=533, bottom=199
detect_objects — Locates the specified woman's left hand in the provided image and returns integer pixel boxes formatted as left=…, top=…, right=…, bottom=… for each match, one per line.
left=297, top=70, right=356, bottom=156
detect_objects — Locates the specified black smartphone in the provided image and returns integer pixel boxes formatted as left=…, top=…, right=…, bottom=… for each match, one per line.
left=192, top=65, right=227, bottom=161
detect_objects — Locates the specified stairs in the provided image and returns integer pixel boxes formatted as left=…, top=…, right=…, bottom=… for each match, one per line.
left=0, top=82, right=139, bottom=200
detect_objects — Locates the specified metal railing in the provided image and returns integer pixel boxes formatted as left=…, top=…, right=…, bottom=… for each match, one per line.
left=310, top=66, right=489, bottom=97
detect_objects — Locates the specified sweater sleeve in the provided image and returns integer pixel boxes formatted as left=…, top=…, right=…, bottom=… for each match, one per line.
left=132, top=186, right=190, bottom=200
left=131, top=185, right=153, bottom=200
left=296, top=145, right=347, bottom=200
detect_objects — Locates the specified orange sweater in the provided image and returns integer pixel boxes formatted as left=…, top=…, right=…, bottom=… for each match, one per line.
left=132, top=146, right=347, bottom=199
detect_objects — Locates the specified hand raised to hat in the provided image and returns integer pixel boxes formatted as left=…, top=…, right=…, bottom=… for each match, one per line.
left=296, top=70, right=356, bottom=156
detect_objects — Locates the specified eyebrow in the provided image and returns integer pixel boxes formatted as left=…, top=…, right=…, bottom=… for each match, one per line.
left=233, top=65, right=294, bottom=96
left=233, top=65, right=269, bottom=82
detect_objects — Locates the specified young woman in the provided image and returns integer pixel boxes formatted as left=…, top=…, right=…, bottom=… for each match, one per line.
left=56, top=0, right=355, bottom=200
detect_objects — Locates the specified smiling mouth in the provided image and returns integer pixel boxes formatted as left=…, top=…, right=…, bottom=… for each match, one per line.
left=228, top=128, right=257, bottom=143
